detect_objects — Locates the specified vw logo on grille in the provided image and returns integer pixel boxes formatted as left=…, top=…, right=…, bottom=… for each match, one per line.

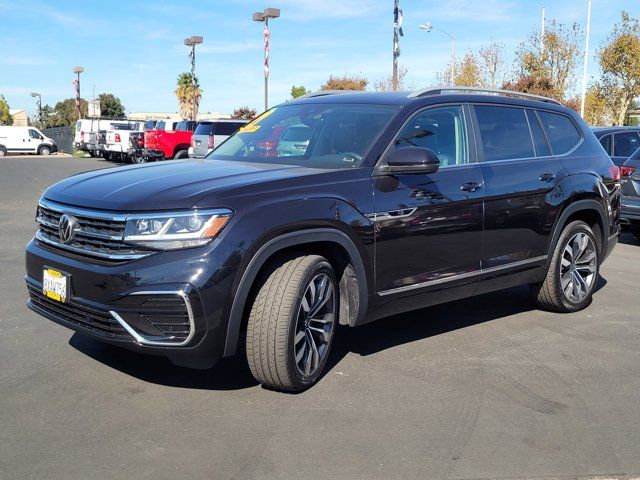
left=58, top=214, right=79, bottom=244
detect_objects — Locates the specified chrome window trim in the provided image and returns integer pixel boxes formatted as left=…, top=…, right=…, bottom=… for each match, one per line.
left=378, top=255, right=548, bottom=296
left=109, top=290, right=196, bottom=347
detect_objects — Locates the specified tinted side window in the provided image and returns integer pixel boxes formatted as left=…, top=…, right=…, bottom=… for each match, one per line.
left=28, top=129, right=42, bottom=139
left=217, top=122, right=243, bottom=136
left=526, top=110, right=551, bottom=157
left=599, top=134, right=612, bottom=155
left=194, top=122, right=215, bottom=135
left=537, top=111, right=582, bottom=155
left=613, top=132, right=640, bottom=157
left=475, top=105, right=534, bottom=161
left=395, top=105, right=468, bottom=167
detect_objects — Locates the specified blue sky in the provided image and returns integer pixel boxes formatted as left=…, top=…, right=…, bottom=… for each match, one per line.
left=0, top=0, right=635, bottom=117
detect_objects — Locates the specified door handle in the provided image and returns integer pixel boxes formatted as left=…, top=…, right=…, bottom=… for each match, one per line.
left=539, top=173, right=556, bottom=182
left=460, top=181, right=482, bottom=192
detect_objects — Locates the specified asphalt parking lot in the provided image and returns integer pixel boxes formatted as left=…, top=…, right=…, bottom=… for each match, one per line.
left=1, top=155, right=640, bottom=480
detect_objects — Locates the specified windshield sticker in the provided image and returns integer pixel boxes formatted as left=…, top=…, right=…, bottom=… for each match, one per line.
left=238, top=108, right=276, bottom=134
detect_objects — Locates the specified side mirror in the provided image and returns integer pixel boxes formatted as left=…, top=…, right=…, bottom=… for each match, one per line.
left=385, top=147, right=440, bottom=174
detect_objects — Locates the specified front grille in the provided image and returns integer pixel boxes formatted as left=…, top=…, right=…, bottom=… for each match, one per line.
left=27, top=283, right=129, bottom=338
left=36, top=201, right=154, bottom=261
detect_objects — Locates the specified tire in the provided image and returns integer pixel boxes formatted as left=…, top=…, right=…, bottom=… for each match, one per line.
left=246, top=254, right=338, bottom=392
left=131, top=155, right=147, bottom=164
left=39, top=146, right=51, bottom=156
left=103, top=152, right=112, bottom=161
left=173, top=150, right=188, bottom=160
left=0, top=146, right=6, bottom=157
left=88, top=151, right=96, bottom=158
left=531, top=220, right=600, bottom=313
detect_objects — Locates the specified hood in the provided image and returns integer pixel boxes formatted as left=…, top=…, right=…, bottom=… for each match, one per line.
left=43, top=159, right=311, bottom=211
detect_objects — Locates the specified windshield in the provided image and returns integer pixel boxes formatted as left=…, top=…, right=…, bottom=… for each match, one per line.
left=207, top=103, right=400, bottom=169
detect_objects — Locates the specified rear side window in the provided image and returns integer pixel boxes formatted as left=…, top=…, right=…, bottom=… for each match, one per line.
left=216, top=122, right=244, bottom=136
left=156, top=121, right=166, bottom=130
left=195, top=122, right=215, bottom=135
left=537, top=111, right=582, bottom=155
left=475, top=105, right=534, bottom=161
left=613, top=131, right=640, bottom=157
left=526, top=110, right=552, bottom=157
left=599, top=134, right=612, bottom=155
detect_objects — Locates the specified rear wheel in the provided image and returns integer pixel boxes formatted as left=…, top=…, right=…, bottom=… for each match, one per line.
left=531, top=220, right=600, bottom=312
left=103, top=152, right=112, bottom=161
left=173, top=150, right=189, bottom=160
left=0, top=146, right=6, bottom=157
left=246, top=254, right=338, bottom=392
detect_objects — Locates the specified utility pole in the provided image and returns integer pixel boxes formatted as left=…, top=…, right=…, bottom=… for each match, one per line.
left=253, top=8, right=280, bottom=111
left=184, top=36, right=203, bottom=121
left=541, top=7, right=546, bottom=55
left=580, top=0, right=592, bottom=117
left=30, top=92, right=42, bottom=125
left=73, top=66, right=84, bottom=120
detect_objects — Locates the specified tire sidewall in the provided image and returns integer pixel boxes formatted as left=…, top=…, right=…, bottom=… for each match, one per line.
left=554, top=221, right=600, bottom=311
left=285, top=259, right=338, bottom=390
left=39, top=146, right=51, bottom=156
left=0, top=147, right=6, bottom=157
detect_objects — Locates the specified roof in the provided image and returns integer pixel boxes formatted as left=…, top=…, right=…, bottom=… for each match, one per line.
left=287, top=87, right=566, bottom=110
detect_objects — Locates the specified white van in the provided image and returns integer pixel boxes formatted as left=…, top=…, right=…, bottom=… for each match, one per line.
left=0, top=126, right=57, bottom=156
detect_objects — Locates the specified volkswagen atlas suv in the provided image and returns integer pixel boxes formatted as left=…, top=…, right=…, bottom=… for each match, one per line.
left=25, top=87, right=620, bottom=392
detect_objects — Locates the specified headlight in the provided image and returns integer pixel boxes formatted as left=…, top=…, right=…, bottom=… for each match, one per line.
left=123, top=209, right=232, bottom=250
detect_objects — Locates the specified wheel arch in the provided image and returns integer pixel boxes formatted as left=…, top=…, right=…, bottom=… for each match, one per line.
left=222, top=228, right=369, bottom=357
left=549, top=199, right=608, bottom=259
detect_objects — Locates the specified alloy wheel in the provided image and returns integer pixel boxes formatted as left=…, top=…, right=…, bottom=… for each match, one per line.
left=293, top=273, right=336, bottom=376
left=560, top=232, right=597, bottom=303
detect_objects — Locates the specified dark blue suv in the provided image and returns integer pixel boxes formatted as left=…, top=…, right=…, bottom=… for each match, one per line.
left=26, top=87, right=620, bottom=391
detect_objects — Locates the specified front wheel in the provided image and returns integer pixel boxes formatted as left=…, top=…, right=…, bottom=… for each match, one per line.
left=246, top=254, right=338, bottom=392
left=531, top=220, right=600, bottom=312
left=39, top=146, right=51, bottom=156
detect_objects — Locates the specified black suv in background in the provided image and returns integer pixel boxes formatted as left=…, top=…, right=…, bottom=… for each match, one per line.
left=26, top=87, right=620, bottom=392
left=592, top=126, right=640, bottom=166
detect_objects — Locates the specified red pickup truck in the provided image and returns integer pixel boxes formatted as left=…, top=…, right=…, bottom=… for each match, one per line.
left=143, top=120, right=196, bottom=160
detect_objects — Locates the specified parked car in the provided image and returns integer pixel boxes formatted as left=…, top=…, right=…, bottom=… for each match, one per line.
left=277, top=124, right=312, bottom=156
left=143, top=119, right=195, bottom=161
left=620, top=147, right=640, bottom=239
left=104, top=122, right=143, bottom=162
left=188, top=119, right=249, bottom=158
left=25, top=87, right=620, bottom=392
left=592, top=126, right=640, bottom=166
left=74, top=119, right=130, bottom=157
left=0, top=126, right=57, bottom=156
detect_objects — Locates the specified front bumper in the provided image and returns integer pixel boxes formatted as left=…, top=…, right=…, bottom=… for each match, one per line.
left=25, top=237, right=231, bottom=368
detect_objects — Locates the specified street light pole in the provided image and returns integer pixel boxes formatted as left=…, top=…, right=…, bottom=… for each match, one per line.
left=253, top=8, right=280, bottom=112
left=580, top=0, right=592, bottom=117
left=419, top=23, right=455, bottom=85
left=30, top=92, right=42, bottom=125
left=73, top=66, right=84, bottom=120
left=184, top=36, right=204, bottom=121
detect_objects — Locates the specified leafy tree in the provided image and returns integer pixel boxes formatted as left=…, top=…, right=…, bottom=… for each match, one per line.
left=321, top=74, right=368, bottom=91
left=291, top=85, right=308, bottom=99
left=51, top=98, right=88, bottom=126
left=374, top=66, right=413, bottom=91
left=0, top=95, right=12, bottom=125
left=502, top=75, right=557, bottom=98
left=581, top=84, right=612, bottom=125
left=175, top=72, right=202, bottom=120
left=479, top=40, right=506, bottom=88
left=98, top=93, right=125, bottom=118
left=597, top=11, right=640, bottom=125
left=514, top=19, right=583, bottom=99
left=232, top=106, right=257, bottom=119
left=455, top=52, right=484, bottom=87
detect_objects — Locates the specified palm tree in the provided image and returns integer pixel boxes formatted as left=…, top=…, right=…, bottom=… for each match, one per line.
left=175, top=72, right=202, bottom=120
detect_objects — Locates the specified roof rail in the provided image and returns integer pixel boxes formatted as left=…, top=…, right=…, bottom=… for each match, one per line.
left=295, top=90, right=361, bottom=100
left=408, top=86, right=562, bottom=105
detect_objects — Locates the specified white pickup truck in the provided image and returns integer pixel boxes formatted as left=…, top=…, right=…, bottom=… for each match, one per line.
left=104, top=122, right=144, bottom=162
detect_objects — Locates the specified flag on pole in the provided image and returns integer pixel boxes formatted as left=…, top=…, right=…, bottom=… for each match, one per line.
left=393, top=0, right=403, bottom=61
left=264, top=25, right=270, bottom=78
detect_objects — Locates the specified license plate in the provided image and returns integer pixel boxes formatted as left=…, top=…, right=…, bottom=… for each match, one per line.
left=42, top=267, right=70, bottom=303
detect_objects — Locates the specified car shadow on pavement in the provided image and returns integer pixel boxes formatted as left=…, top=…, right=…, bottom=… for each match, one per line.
left=619, top=230, right=640, bottom=246
left=68, top=280, right=608, bottom=392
